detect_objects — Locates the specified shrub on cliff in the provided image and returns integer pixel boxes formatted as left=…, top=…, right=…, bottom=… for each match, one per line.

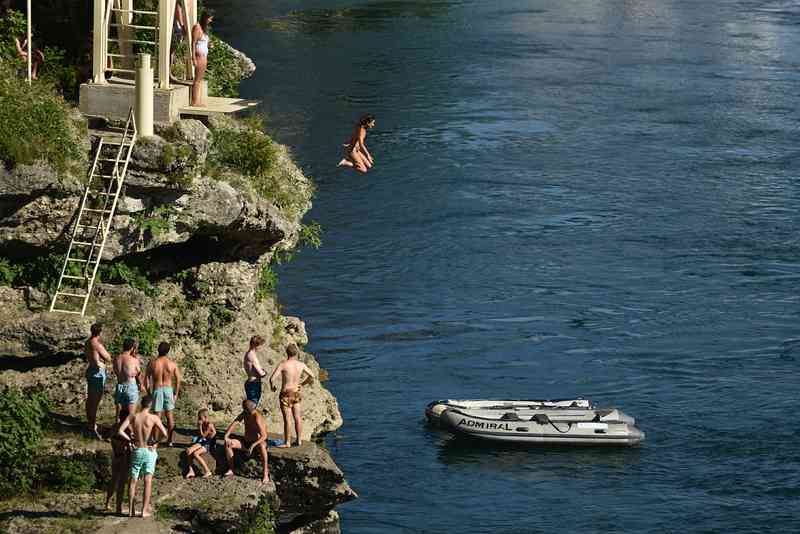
left=0, top=61, right=85, bottom=172
left=0, top=387, right=50, bottom=497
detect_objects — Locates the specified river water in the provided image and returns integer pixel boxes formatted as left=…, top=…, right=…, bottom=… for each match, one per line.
left=206, top=0, right=800, bottom=531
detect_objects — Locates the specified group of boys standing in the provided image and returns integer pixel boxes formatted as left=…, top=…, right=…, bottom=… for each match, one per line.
left=84, top=324, right=315, bottom=518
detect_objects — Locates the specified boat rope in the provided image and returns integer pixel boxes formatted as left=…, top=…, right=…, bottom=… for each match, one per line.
left=548, top=421, right=572, bottom=434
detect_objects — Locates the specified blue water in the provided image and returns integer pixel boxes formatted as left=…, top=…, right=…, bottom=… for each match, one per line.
left=207, top=0, right=800, bottom=531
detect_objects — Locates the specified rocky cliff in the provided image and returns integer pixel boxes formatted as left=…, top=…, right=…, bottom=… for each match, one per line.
left=0, top=112, right=352, bottom=531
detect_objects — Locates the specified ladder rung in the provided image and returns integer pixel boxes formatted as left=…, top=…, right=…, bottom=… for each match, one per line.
left=50, top=308, right=84, bottom=315
left=62, top=275, right=89, bottom=280
left=106, top=52, right=157, bottom=60
left=66, top=257, right=90, bottom=263
left=101, top=141, right=134, bottom=147
left=109, top=23, right=159, bottom=30
left=72, top=241, right=99, bottom=246
left=99, top=158, right=121, bottom=162
left=95, top=174, right=120, bottom=179
left=84, top=208, right=114, bottom=214
left=56, top=291, right=89, bottom=298
left=107, top=68, right=136, bottom=74
left=111, top=8, right=157, bottom=15
left=107, top=38, right=158, bottom=45
left=88, top=191, right=114, bottom=196
left=76, top=224, right=101, bottom=230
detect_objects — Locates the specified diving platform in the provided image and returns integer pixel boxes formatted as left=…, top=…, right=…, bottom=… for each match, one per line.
left=81, top=1, right=258, bottom=125
left=180, top=96, right=261, bottom=118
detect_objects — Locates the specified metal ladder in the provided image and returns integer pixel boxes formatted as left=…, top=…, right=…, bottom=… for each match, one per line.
left=105, top=0, right=160, bottom=80
left=50, top=108, right=138, bottom=316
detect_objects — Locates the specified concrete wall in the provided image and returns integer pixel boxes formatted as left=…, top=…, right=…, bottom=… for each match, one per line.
left=80, top=83, right=190, bottom=123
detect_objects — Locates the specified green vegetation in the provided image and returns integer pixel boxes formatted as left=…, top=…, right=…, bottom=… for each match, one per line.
left=300, top=221, right=323, bottom=249
left=108, top=319, right=161, bottom=358
left=243, top=495, right=276, bottom=534
left=209, top=119, right=313, bottom=217
left=212, top=127, right=277, bottom=181
left=0, top=388, right=50, bottom=497
left=0, top=10, right=25, bottom=61
left=131, top=205, right=175, bottom=243
left=206, top=36, right=248, bottom=98
left=99, top=261, right=159, bottom=297
left=207, top=303, right=235, bottom=339
left=155, top=503, right=179, bottom=522
left=35, top=455, right=96, bottom=493
left=255, top=263, right=278, bottom=302
left=0, top=254, right=62, bottom=295
left=0, top=60, right=85, bottom=173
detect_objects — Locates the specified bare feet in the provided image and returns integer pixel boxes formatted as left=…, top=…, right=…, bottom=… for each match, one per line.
left=261, top=478, right=270, bottom=485
left=202, top=471, right=212, bottom=479
left=222, top=470, right=235, bottom=479
left=185, top=467, right=196, bottom=479
left=276, top=443, right=291, bottom=448
left=142, top=511, right=152, bottom=519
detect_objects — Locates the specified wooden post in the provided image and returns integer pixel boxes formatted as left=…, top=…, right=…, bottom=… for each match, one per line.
left=92, top=0, right=106, bottom=83
left=158, top=0, right=173, bottom=89
left=26, top=0, right=31, bottom=84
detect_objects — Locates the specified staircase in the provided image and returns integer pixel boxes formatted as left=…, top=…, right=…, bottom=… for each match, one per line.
left=49, top=108, right=137, bottom=316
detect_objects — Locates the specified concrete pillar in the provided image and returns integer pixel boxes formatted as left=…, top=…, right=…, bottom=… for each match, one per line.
left=92, top=0, right=106, bottom=83
left=158, top=0, right=173, bottom=89
left=135, top=53, right=154, bottom=137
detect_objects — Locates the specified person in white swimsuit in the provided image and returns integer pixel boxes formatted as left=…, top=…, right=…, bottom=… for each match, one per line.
left=191, top=11, right=213, bottom=106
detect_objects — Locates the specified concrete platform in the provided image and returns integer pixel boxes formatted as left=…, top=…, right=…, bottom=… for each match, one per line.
left=180, top=96, right=261, bottom=118
left=80, top=82, right=189, bottom=123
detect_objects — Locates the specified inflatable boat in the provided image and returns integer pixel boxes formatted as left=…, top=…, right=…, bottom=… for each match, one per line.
left=426, top=399, right=644, bottom=446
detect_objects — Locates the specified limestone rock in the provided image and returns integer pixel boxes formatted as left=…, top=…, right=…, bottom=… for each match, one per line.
left=284, top=316, right=309, bottom=347
left=288, top=510, right=341, bottom=534
left=238, top=443, right=357, bottom=514
left=0, top=288, right=91, bottom=358
left=190, top=261, right=258, bottom=309
left=0, top=161, right=82, bottom=200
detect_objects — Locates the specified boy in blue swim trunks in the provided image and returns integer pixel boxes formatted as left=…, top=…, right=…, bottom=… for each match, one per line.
left=117, top=395, right=167, bottom=518
left=243, top=335, right=267, bottom=406
left=113, top=338, right=142, bottom=418
left=85, top=323, right=112, bottom=439
left=145, top=341, right=182, bottom=446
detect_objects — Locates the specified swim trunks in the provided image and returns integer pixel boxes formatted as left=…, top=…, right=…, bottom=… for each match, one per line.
left=86, top=366, right=106, bottom=394
left=244, top=380, right=262, bottom=405
left=115, top=381, right=139, bottom=406
left=153, top=386, right=175, bottom=412
left=130, top=447, right=158, bottom=479
left=280, top=388, right=301, bottom=407
left=191, top=436, right=215, bottom=454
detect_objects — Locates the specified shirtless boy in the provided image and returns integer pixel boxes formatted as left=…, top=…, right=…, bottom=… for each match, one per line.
left=113, top=338, right=141, bottom=418
left=243, top=335, right=267, bottom=406
left=117, top=395, right=167, bottom=518
left=145, top=342, right=182, bottom=446
left=269, top=343, right=315, bottom=447
left=222, top=400, right=270, bottom=484
left=85, top=323, right=112, bottom=439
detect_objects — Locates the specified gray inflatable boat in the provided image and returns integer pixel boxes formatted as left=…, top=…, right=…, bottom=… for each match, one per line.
left=426, top=399, right=644, bottom=446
